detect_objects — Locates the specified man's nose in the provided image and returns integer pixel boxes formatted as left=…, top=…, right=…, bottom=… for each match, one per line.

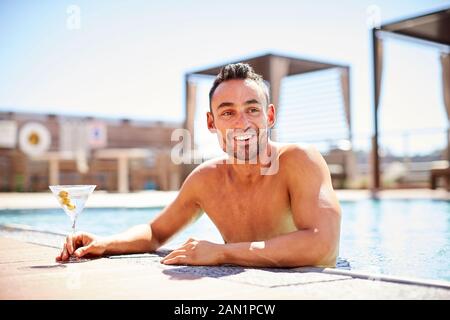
left=234, top=111, right=250, bottom=129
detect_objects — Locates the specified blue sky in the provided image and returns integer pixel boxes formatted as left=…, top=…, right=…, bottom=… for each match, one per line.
left=0, top=0, right=449, bottom=153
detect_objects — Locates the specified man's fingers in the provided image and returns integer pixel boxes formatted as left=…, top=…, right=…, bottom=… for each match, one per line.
left=74, top=246, right=86, bottom=258
left=161, top=249, right=186, bottom=263
left=182, top=241, right=197, bottom=249
left=180, top=238, right=198, bottom=250
left=55, top=250, right=62, bottom=262
left=74, top=243, right=93, bottom=258
left=56, top=240, right=66, bottom=261
left=162, top=255, right=187, bottom=265
left=183, top=237, right=197, bottom=245
left=61, top=245, right=69, bottom=261
left=71, top=232, right=85, bottom=247
left=66, top=236, right=74, bottom=255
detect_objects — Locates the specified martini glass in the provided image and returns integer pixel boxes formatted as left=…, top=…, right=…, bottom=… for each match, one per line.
left=49, top=185, right=96, bottom=262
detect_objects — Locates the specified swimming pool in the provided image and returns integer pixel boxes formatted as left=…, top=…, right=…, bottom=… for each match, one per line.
left=0, top=199, right=449, bottom=282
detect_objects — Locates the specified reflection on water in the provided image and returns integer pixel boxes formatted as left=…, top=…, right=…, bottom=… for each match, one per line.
left=339, top=199, right=450, bottom=281
left=1, top=199, right=449, bottom=281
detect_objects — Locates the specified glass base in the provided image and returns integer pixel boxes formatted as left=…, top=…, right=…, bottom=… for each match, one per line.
left=60, top=256, right=92, bottom=263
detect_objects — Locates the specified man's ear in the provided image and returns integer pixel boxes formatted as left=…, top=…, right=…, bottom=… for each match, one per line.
left=266, top=104, right=276, bottom=128
left=207, top=111, right=216, bottom=133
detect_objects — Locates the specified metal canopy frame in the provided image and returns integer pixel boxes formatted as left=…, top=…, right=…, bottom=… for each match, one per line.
left=371, top=8, right=450, bottom=192
left=184, top=52, right=351, bottom=147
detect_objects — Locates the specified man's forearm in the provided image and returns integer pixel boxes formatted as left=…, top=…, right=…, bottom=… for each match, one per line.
left=102, top=224, right=159, bottom=255
left=221, top=229, right=337, bottom=268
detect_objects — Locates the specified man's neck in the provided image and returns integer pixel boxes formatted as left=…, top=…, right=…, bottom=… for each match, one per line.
left=226, top=140, right=277, bottom=184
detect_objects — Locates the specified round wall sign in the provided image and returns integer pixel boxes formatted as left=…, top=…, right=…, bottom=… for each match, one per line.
left=19, top=122, right=51, bottom=156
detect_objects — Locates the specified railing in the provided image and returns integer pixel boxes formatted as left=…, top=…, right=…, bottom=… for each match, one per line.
left=285, top=127, right=448, bottom=189
left=377, top=128, right=448, bottom=188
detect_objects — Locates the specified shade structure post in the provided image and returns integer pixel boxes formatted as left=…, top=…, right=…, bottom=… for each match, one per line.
left=268, top=56, right=290, bottom=141
left=371, top=28, right=383, bottom=193
left=340, top=67, right=352, bottom=140
left=440, top=53, right=450, bottom=160
left=184, top=75, right=197, bottom=161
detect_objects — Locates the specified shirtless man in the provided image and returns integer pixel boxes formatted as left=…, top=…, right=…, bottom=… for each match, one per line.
left=57, top=63, right=341, bottom=267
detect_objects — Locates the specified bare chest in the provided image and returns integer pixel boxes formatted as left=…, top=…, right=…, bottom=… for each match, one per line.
left=199, top=175, right=296, bottom=243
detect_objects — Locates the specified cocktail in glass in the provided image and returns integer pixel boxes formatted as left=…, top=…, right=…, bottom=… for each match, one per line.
left=49, top=185, right=96, bottom=262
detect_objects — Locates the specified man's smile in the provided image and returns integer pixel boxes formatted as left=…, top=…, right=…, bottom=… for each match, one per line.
left=233, top=133, right=256, bottom=142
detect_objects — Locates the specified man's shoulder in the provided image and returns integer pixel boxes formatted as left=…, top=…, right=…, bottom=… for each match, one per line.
left=276, top=142, right=330, bottom=183
left=277, top=142, right=323, bottom=165
left=184, top=156, right=225, bottom=184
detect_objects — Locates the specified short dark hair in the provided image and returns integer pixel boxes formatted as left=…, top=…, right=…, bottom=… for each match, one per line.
left=208, top=63, right=270, bottom=111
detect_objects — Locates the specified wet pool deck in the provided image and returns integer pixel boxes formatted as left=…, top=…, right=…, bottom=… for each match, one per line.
left=1, top=236, right=449, bottom=299
left=1, top=189, right=450, bottom=299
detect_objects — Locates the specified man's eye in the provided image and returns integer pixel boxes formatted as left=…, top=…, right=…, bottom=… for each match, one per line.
left=221, top=111, right=233, bottom=116
left=249, top=108, right=260, bottom=113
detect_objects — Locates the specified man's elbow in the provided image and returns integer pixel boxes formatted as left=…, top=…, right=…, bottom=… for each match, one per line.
left=284, top=235, right=338, bottom=268
left=147, top=223, right=163, bottom=252
left=312, top=215, right=341, bottom=267
left=285, top=244, right=336, bottom=268
left=310, top=236, right=339, bottom=267
left=291, top=227, right=339, bottom=267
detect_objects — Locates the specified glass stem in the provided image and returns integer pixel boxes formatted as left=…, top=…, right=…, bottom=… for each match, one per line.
left=69, top=219, right=77, bottom=261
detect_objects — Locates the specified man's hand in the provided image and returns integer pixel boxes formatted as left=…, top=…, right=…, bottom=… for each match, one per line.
left=56, top=232, right=107, bottom=262
left=161, top=238, right=224, bottom=266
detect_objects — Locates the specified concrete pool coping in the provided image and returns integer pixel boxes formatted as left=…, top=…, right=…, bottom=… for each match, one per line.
left=0, top=189, right=449, bottom=210
left=0, top=226, right=449, bottom=299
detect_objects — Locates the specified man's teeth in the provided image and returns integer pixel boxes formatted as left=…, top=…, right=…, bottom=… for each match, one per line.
left=234, top=134, right=253, bottom=141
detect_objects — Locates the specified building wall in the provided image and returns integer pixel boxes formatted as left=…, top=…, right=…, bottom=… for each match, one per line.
left=0, top=112, right=183, bottom=192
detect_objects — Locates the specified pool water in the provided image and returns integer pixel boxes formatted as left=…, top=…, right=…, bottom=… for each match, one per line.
left=0, top=199, right=449, bottom=282
left=339, top=199, right=449, bottom=282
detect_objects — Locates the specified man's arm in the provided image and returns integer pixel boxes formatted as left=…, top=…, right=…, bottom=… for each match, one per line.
left=57, top=170, right=203, bottom=261
left=221, top=146, right=341, bottom=267
left=161, top=145, right=341, bottom=267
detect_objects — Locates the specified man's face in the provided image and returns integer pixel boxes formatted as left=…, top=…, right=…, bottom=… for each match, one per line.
left=207, top=79, right=275, bottom=161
